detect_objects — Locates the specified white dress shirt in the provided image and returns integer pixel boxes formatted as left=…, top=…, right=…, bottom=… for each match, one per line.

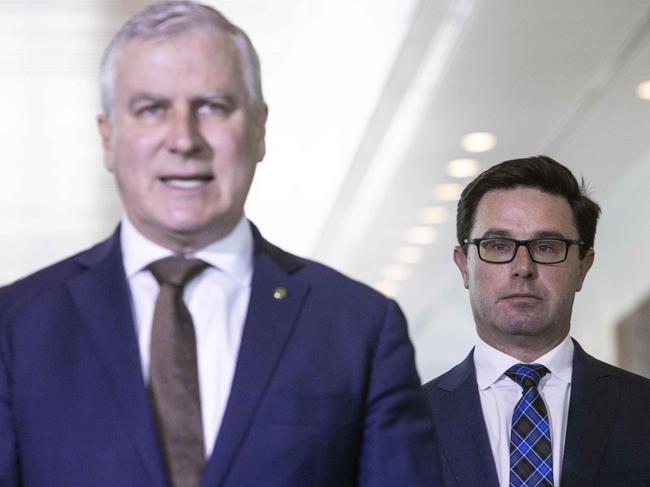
left=474, top=335, right=574, bottom=487
left=120, top=216, right=253, bottom=457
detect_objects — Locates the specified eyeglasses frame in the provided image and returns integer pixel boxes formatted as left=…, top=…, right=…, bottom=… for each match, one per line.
left=463, top=237, right=585, bottom=264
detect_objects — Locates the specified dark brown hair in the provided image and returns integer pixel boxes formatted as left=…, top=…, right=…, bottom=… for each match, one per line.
left=457, top=155, right=601, bottom=258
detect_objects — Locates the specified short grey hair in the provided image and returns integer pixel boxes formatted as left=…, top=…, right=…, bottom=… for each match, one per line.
left=100, top=0, right=264, bottom=115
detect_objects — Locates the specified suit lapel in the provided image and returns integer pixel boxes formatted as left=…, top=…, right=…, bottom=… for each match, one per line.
left=67, top=231, right=167, bottom=487
left=560, top=340, right=619, bottom=487
left=201, top=226, right=308, bottom=486
left=433, top=352, right=500, bottom=487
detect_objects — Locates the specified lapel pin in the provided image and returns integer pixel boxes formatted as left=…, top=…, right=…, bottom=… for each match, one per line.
left=273, top=287, right=288, bottom=300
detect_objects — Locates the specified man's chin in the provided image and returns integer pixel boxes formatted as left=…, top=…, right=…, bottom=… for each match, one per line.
left=130, top=219, right=210, bottom=252
left=499, top=314, right=551, bottom=337
left=161, top=211, right=225, bottom=234
left=163, top=215, right=240, bottom=247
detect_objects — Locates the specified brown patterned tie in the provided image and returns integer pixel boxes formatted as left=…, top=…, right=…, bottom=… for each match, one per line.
left=148, top=256, right=208, bottom=487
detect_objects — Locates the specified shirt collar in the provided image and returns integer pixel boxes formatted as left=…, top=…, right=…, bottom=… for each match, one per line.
left=474, top=334, right=574, bottom=390
left=121, top=215, right=254, bottom=287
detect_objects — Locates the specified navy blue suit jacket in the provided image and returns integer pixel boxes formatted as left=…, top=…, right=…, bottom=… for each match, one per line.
left=0, top=225, right=440, bottom=486
left=423, top=340, right=650, bottom=487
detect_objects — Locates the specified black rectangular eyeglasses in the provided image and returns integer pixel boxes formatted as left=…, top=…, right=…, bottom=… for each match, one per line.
left=463, top=237, right=584, bottom=264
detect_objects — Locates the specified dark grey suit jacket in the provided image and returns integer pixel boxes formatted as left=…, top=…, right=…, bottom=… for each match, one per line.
left=423, top=340, right=650, bottom=487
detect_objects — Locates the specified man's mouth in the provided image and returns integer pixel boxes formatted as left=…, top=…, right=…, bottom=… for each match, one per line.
left=500, top=293, right=542, bottom=302
left=160, top=175, right=214, bottom=189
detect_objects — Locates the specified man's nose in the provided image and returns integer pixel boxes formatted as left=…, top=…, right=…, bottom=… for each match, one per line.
left=510, top=244, right=537, bottom=279
left=167, top=110, right=206, bottom=157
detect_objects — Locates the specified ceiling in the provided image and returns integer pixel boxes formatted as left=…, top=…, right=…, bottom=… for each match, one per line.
left=1, top=0, right=649, bottom=380
left=311, top=0, right=650, bottom=376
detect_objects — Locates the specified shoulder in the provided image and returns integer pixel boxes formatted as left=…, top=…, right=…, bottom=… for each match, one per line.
left=0, top=235, right=116, bottom=317
left=299, top=256, right=387, bottom=299
left=1, top=254, right=81, bottom=311
left=578, top=347, right=650, bottom=389
left=253, top=227, right=395, bottom=311
left=422, top=351, right=476, bottom=397
left=289, top=253, right=405, bottom=329
left=253, top=233, right=408, bottom=350
left=573, top=341, right=650, bottom=411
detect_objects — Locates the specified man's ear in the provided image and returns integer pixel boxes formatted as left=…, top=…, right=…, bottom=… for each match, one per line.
left=253, top=103, right=268, bottom=163
left=576, top=248, right=595, bottom=292
left=97, top=114, right=114, bottom=172
left=453, top=245, right=470, bottom=289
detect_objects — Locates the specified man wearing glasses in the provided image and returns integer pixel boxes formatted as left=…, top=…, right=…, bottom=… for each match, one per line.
left=423, top=155, right=650, bottom=487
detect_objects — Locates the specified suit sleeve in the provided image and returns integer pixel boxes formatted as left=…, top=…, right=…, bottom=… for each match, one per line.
left=357, top=299, right=442, bottom=486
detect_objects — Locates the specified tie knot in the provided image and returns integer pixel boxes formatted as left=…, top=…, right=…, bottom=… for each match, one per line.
left=505, top=363, right=549, bottom=390
left=148, top=257, right=208, bottom=288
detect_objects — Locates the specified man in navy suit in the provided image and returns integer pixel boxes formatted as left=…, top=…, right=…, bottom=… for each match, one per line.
left=423, top=155, right=650, bottom=487
left=0, top=2, right=440, bottom=485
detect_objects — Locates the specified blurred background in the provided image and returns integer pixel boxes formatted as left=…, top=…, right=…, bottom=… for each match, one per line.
left=1, top=0, right=649, bottom=382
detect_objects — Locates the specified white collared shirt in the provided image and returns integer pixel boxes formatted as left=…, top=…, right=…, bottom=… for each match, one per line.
left=121, top=216, right=253, bottom=457
left=474, top=335, right=574, bottom=487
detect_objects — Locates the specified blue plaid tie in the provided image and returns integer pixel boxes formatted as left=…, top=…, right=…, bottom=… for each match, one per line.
left=506, top=363, right=553, bottom=487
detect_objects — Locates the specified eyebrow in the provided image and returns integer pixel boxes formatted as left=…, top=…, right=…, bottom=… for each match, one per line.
left=127, top=92, right=237, bottom=111
left=128, top=93, right=168, bottom=111
left=480, top=228, right=570, bottom=239
left=195, top=92, right=235, bottom=102
left=191, top=93, right=236, bottom=107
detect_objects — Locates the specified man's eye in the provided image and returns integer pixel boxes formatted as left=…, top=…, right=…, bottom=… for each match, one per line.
left=198, top=102, right=229, bottom=115
left=483, top=239, right=512, bottom=252
left=534, top=241, right=558, bottom=253
left=139, top=105, right=164, bottom=117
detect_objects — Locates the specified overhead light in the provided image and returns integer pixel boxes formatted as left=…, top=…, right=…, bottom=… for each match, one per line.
left=382, top=264, right=411, bottom=282
left=405, top=226, right=437, bottom=245
left=320, top=0, right=479, bottom=269
left=433, top=183, right=463, bottom=201
left=447, top=158, right=480, bottom=178
left=418, top=206, right=449, bottom=224
left=395, top=246, right=423, bottom=264
left=636, top=80, right=650, bottom=100
left=374, top=280, right=399, bottom=297
left=461, top=131, right=496, bottom=153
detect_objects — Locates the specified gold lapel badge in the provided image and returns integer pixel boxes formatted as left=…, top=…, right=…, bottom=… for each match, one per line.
left=273, top=287, right=288, bottom=300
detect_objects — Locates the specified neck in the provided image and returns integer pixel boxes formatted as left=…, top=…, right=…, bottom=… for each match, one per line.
left=126, top=215, right=243, bottom=255
left=478, top=332, right=568, bottom=363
